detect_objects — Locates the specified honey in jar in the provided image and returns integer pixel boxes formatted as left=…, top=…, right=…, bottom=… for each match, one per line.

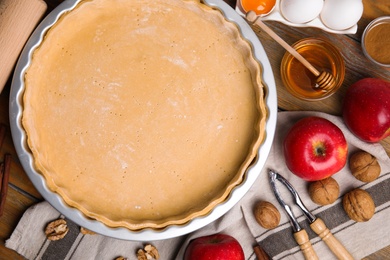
left=280, top=38, right=345, bottom=101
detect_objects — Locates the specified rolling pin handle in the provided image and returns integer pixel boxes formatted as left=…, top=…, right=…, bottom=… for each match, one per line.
left=0, top=0, right=47, bottom=92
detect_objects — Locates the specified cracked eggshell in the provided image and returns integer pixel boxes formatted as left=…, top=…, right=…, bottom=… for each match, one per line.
left=321, top=0, right=363, bottom=30
left=280, top=0, right=323, bottom=24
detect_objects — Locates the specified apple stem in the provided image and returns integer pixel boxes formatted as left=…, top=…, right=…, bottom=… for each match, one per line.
left=315, top=146, right=326, bottom=157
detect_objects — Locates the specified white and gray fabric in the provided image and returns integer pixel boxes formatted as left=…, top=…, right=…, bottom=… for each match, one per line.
left=6, top=111, right=390, bottom=259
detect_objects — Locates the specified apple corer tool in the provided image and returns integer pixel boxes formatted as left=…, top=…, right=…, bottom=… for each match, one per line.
left=268, top=169, right=354, bottom=260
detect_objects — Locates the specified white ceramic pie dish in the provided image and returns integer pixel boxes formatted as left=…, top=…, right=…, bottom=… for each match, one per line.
left=9, top=0, right=277, bottom=241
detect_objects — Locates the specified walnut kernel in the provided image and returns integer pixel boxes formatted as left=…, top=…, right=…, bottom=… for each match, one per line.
left=80, top=227, right=96, bottom=235
left=137, top=249, right=148, bottom=260
left=343, top=188, right=375, bottom=222
left=253, top=200, right=280, bottom=229
left=144, top=244, right=160, bottom=259
left=349, top=151, right=381, bottom=182
left=137, top=244, right=159, bottom=260
left=45, top=219, right=69, bottom=241
left=308, top=177, right=340, bottom=205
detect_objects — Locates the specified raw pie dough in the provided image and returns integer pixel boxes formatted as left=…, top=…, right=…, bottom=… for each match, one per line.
left=23, top=0, right=266, bottom=230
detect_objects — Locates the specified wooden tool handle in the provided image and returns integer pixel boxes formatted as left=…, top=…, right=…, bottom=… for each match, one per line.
left=310, top=218, right=354, bottom=260
left=254, top=245, right=270, bottom=260
left=294, top=229, right=319, bottom=260
left=245, top=11, right=320, bottom=76
left=0, top=0, right=47, bottom=93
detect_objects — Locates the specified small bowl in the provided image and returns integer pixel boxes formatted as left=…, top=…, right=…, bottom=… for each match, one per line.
left=239, top=0, right=276, bottom=17
left=280, top=38, right=345, bottom=101
left=362, top=16, right=390, bottom=67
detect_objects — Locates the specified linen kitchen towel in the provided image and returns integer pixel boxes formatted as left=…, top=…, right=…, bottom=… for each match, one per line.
left=6, top=111, right=390, bottom=259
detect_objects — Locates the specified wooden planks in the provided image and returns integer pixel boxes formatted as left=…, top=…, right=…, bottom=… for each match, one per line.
left=0, top=87, right=42, bottom=199
left=252, top=19, right=390, bottom=116
left=252, top=1, right=390, bottom=156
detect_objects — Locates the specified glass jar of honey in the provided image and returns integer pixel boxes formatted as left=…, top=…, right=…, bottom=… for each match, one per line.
left=280, top=38, right=345, bottom=101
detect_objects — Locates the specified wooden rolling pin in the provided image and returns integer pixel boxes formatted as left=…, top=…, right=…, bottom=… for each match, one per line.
left=0, top=0, right=47, bottom=93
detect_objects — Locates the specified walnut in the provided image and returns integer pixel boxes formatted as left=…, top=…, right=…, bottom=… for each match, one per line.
left=115, top=257, right=127, bottom=260
left=253, top=200, right=280, bottom=229
left=308, top=177, right=340, bottom=205
left=45, top=219, right=69, bottom=241
left=343, top=188, right=375, bottom=222
left=137, top=244, right=159, bottom=260
left=349, top=151, right=381, bottom=182
left=144, top=244, right=160, bottom=259
left=80, top=227, right=96, bottom=235
left=137, top=249, right=149, bottom=260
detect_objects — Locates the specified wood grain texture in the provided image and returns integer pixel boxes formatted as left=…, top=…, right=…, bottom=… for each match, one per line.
left=0, top=0, right=389, bottom=259
left=0, top=87, right=42, bottom=199
left=252, top=21, right=390, bottom=116
left=251, top=3, right=390, bottom=157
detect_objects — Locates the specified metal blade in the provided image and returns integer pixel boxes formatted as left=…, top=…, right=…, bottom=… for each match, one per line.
left=270, top=170, right=316, bottom=223
left=268, top=170, right=301, bottom=232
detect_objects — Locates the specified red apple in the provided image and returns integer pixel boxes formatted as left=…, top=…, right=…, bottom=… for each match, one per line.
left=283, top=116, right=348, bottom=181
left=184, top=233, right=245, bottom=260
left=343, top=78, right=390, bottom=142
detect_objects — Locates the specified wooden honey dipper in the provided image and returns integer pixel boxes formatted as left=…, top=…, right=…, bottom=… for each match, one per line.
left=246, top=11, right=336, bottom=92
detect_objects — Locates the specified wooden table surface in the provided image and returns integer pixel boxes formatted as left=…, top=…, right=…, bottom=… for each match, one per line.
left=1, top=0, right=389, bottom=259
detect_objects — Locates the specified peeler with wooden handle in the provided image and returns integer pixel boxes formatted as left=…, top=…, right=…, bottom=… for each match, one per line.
left=269, top=169, right=354, bottom=260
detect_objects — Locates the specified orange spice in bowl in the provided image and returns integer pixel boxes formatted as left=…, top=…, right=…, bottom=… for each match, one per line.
left=240, top=0, right=276, bottom=16
left=362, top=16, right=390, bottom=67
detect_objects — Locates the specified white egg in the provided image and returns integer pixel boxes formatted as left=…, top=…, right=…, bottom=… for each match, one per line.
left=280, top=0, right=324, bottom=24
left=321, top=0, right=363, bottom=30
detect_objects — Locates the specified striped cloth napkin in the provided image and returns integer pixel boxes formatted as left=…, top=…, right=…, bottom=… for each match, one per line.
left=6, top=111, right=390, bottom=259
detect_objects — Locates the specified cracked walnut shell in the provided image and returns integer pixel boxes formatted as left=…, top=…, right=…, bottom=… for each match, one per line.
left=349, top=151, right=381, bottom=182
left=343, top=189, right=375, bottom=222
left=45, top=219, right=69, bottom=241
left=253, top=200, right=280, bottom=229
left=308, top=177, right=340, bottom=205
